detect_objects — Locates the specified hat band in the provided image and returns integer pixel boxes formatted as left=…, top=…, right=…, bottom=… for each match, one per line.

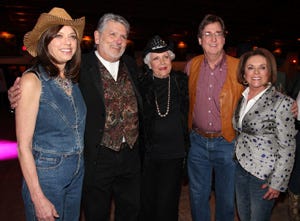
left=152, top=45, right=166, bottom=50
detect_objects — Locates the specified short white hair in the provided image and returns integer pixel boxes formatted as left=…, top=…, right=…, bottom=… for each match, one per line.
left=143, top=50, right=175, bottom=68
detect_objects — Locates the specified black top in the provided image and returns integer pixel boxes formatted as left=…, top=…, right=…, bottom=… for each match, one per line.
left=138, top=69, right=190, bottom=160
left=150, top=76, right=185, bottom=159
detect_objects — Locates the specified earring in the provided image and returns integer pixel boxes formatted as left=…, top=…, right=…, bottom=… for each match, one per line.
left=242, top=80, right=248, bottom=86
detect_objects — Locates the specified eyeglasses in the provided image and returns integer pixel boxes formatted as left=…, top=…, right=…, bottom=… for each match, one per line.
left=202, top=31, right=224, bottom=38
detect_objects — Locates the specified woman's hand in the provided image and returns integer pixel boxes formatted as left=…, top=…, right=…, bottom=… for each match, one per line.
left=261, top=184, right=280, bottom=200
left=34, top=195, right=59, bottom=221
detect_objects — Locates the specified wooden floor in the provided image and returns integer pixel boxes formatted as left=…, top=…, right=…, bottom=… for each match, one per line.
left=0, top=104, right=292, bottom=221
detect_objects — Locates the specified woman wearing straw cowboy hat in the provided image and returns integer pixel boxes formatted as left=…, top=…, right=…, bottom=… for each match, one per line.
left=15, top=7, right=86, bottom=221
left=9, top=11, right=143, bottom=221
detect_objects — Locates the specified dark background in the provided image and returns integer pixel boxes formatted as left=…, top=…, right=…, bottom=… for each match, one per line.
left=1, top=0, right=300, bottom=56
left=0, top=2, right=297, bottom=220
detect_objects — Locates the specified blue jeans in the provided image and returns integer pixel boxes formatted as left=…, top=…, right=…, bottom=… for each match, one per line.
left=187, top=131, right=236, bottom=221
left=235, top=163, right=275, bottom=221
left=22, top=150, right=84, bottom=221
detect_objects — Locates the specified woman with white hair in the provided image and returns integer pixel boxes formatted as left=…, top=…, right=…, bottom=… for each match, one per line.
left=138, top=35, right=190, bottom=221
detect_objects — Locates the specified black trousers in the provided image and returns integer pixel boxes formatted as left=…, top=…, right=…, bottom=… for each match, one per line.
left=83, top=145, right=141, bottom=221
left=140, top=157, right=184, bottom=221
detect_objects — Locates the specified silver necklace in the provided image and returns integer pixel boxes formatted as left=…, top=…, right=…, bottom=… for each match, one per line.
left=154, top=76, right=170, bottom=118
left=54, top=76, right=72, bottom=95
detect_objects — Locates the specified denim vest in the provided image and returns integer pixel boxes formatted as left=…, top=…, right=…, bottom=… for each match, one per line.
left=30, top=65, right=86, bottom=154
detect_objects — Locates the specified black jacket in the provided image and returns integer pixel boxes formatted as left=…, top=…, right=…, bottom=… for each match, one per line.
left=79, top=51, right=143, bottom=183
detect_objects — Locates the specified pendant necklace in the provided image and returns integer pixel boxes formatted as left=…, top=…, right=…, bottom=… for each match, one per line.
left=54, top=76, right=72, bottom=95
left=154, top=75, right=170, bottom=118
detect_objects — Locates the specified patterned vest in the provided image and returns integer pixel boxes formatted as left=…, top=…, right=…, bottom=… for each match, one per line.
left=99, top=60, right=139, bottom=151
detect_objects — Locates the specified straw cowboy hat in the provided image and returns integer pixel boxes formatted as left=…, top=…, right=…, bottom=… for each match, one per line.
left=23, top=7, right=85, bottom=57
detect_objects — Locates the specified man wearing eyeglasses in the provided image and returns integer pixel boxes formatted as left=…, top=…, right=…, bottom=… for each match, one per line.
left=184, top=14, right=244, bottom=221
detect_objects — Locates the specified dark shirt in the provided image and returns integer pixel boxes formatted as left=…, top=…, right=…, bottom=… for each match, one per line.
left=138, top=70, right=189, bottom=160
left=149, top=76, right=185, bottom=159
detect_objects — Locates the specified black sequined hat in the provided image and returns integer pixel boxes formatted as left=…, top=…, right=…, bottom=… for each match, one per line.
left=143, top=35, right=173, bottom=57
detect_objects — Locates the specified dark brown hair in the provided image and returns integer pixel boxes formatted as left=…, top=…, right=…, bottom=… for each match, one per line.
left=237, top=47, right=277, bottom=85
left=35, top=25, right=81, bottom=83
left=197, top=14, right=227, bottom=38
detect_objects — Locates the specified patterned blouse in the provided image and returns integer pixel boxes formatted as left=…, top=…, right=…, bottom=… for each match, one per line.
left=233, top=86, right=297, bottom=191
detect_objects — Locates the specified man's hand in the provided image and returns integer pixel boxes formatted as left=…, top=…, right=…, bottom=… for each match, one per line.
left=8, top=77, right=21, bottom=109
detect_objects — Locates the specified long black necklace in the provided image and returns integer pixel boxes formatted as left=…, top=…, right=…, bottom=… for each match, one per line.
left=154, top=76, right=170, bottom=118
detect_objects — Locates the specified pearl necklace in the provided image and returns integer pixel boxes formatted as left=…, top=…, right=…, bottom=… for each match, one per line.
left=154, top=75, right=170, bottom=118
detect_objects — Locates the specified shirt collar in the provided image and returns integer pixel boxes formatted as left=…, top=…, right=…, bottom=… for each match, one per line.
left=94, top=50, right=119, bottom=81
left=203, top=51, right=226, bottom=70
left=242, top=83, right=272, bottom=101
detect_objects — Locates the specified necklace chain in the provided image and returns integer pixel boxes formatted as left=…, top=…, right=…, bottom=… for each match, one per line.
left=54, top=76, right=72, bottom=95
left=155, top=76, right=170, bottom=118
